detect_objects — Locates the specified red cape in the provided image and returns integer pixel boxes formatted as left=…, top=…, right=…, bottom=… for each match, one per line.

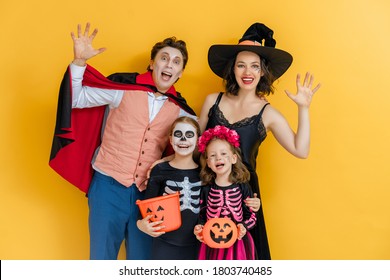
left=49, top=65, right=195, bottom=193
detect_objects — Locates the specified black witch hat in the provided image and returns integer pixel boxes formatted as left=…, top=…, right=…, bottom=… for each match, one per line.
left=208, top=23, right=293, bottom=79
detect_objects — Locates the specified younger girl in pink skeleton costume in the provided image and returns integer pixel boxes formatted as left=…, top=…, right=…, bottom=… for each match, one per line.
left=194, top=125, right=257, bottom=260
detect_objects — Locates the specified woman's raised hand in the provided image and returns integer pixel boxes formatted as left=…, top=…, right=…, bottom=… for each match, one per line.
left=285, top=72, right=321, bottom=108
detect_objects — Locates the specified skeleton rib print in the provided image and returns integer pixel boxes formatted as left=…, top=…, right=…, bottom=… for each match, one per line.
left=164, top=177, right=201, bottom=214
left=206, top=185, right=256, bottom=229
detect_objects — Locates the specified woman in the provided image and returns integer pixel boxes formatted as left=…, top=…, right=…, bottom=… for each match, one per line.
left=198, top=22, right=321, bottom=259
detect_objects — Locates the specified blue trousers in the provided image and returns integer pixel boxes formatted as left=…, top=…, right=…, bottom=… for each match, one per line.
left=88, top=172, right=152, bottom=260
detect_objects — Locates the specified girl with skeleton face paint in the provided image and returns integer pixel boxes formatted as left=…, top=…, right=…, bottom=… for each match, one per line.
left=171, top=122, right=198, bottom=157
left=137, top=116, right=202, bottom=260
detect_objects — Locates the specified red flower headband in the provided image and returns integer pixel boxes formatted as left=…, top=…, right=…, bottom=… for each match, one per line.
left=198, top=125, right=240, bottom=153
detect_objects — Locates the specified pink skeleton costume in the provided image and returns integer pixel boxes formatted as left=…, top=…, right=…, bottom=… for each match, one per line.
left=197, top=126, right=257, bottom=260
left=198, top=183, right=256, bottom=259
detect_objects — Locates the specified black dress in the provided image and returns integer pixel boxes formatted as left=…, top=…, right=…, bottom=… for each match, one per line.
left=206, top=92, right=271, bottom=260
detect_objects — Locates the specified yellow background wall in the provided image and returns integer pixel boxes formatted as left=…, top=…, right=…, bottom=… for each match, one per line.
left=1, top=0, right=389, bottom=260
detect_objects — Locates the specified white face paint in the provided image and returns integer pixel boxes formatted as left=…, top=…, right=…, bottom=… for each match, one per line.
left=171, top=122, right=197, bottom=156
left=149, top=47, right=184, bottom=93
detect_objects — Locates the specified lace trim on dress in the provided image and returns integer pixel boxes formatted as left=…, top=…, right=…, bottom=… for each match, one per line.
left=212, top=105, right=267, bottom=140
left=213, top=105, right=256, bottom=127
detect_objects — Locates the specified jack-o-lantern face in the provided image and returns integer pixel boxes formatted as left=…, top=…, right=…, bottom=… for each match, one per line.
left=136, top=192, right=182, bottom=232
left=146, top=205, right=165, bottom=222
left=203, top=217, right=238, bottom=248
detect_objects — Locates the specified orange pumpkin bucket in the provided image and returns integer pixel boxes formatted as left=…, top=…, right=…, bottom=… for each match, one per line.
left=203, top=217, right=238, bottom=248
left=136, top=192, right=182, bottom=232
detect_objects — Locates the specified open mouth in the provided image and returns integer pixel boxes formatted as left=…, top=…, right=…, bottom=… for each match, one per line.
left=162, top=71, right=172, bottom=81
left=153, top=215, right=164, bottom=222
left=242, top=77, right=254, bottom=84
left=177, top=142, right=191, bottom=149
left=210, top=230, right=233, bottom=244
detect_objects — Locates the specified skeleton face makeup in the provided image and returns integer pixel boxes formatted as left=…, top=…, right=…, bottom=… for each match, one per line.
left=170, top=122, right=197, bottom=156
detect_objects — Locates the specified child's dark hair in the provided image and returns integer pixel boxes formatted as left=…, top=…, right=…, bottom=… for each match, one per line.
left=200, top=138, right=250, bottom=185
left=169, top=116, right=200, bottom=137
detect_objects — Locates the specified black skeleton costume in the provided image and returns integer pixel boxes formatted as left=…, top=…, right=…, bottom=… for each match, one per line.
left=144, top=161, right=202, bottom=259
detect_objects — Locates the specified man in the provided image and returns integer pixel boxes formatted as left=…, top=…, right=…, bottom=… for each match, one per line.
left=49, top=23, right=196, bottom=260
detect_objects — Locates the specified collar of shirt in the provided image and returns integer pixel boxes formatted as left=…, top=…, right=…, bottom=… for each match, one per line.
left=147, top=91, right=168, bottom=122
left=147, top=91, right=168, bottom=100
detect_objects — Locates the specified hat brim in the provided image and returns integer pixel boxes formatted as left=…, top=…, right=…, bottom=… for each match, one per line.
left=208, top=44, right=293, bottom=79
